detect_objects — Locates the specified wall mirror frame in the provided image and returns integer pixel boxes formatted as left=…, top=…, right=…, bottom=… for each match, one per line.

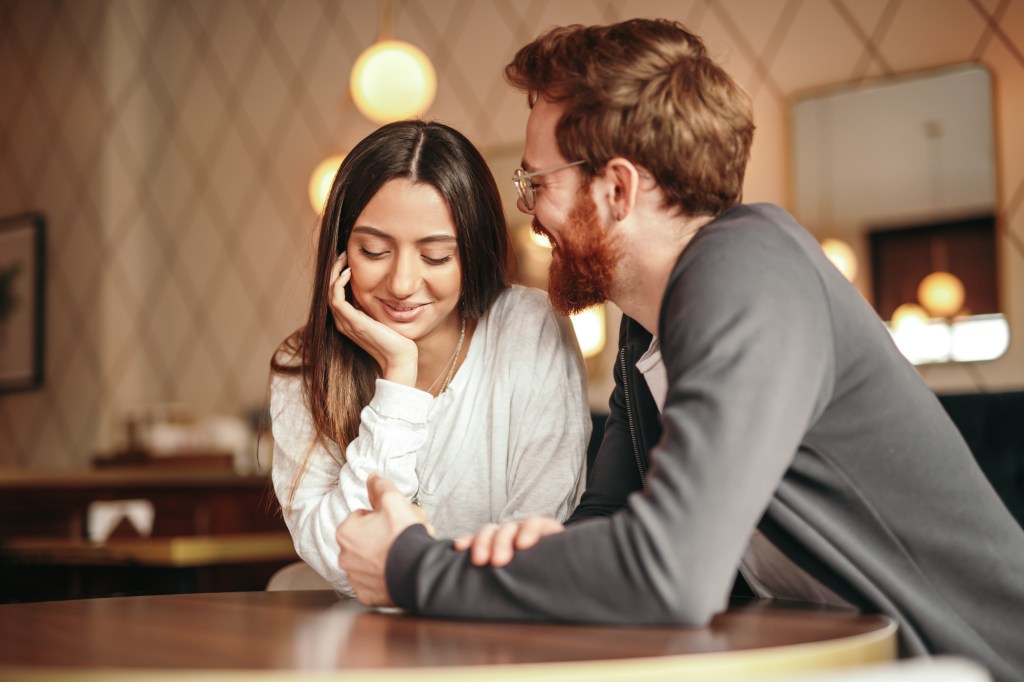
left=789, top=62, right=1007, bottom=365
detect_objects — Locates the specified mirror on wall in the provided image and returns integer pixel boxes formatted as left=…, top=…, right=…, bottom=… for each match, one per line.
left=790, top=63, right=1008, bottom=365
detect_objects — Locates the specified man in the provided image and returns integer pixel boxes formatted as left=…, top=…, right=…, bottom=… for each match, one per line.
left=337, top=19, right=1024, bottom=681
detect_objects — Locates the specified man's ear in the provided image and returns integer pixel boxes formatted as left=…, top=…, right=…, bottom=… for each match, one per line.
left=602, top=158, right=641, bottom=222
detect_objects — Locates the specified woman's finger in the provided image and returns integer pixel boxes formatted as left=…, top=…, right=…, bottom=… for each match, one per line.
left=329, top=251, right=346, bottom=286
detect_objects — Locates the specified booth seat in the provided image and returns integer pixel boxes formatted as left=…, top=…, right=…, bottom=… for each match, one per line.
left=937, top=391, right=1024, bottom=528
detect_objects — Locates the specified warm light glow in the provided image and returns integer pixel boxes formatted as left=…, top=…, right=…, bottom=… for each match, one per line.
left=949, top=314, right=1010, bottom=362
left=308, top=154, right=346, bottom=214
left=529, top=230, right=553, bottom=249
left=350, top=40, right=436, bottom=124
left=891, top=317, right=951, bottom=365
left=820, top=238, right=858, bottom=282
left=570, top=306, right=606, bottom=359
left=887, top=313, right=1009, bottom=365
left=890, top=302, right=929, bottom=332
left=917, top=271, right=965, bottom=318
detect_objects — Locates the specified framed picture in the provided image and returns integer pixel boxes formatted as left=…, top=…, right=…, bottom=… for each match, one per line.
left=0, top=212, right=45, bottom=392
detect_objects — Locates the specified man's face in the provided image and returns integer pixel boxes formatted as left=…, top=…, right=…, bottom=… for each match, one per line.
left=543, top=188, right=617, bottom=315
left=521, top=98, right=619, bottom=315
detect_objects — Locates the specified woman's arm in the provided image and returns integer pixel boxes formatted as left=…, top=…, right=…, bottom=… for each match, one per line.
left=270, top=372, right=431, bottom=594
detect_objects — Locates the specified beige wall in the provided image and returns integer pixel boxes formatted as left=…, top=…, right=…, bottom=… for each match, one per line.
left=1, top=0, right=1022, bottom=469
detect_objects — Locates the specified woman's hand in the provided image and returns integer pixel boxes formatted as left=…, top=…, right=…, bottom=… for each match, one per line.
left=453, top=516, right=565, bottom=567
left=329, top=252, right=418, bottom=386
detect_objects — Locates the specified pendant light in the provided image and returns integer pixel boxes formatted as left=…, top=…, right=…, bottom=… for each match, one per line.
left=350, top=0, right=436, bottom=124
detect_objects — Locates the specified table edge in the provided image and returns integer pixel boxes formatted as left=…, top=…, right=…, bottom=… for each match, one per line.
left=0, top=616, right=898, bottom=681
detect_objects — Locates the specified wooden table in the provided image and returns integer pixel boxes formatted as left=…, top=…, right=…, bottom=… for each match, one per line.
left=0, top=590, right=897, bottom=681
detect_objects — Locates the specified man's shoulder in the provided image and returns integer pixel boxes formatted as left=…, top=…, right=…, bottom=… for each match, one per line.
left=661, top=203, right=826, bottom=325
left=678, top=203, right=813, bottom=273
left=699, top=203, right=798, bottom=240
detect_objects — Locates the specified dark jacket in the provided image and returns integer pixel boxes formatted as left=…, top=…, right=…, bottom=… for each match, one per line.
left=387, top=204, right=1024, bottom=682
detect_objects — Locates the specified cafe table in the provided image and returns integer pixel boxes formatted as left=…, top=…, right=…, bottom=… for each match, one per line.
left=0, top=590, right=897, bottom=681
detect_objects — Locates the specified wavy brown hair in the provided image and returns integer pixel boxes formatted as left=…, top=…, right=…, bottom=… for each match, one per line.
left=271, top=121, right=510, bottom=496
left=505, top=18, right=754, bottom=217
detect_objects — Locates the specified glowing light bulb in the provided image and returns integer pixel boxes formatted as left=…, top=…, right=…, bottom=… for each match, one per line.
left=917, top=271, right=965, bottom=318
left=891, top=302, right=929, bottom=330
left=350, top=40, right=436, bottom=124
left=820, top=238, right=858, bottom=282
left=308, top=154, right=346, bottom=214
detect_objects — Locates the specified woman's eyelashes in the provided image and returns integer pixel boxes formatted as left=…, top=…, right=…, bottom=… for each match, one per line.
left=356, top=246, right=454, bottom=266
left=358, top=246, right=387, bottom=260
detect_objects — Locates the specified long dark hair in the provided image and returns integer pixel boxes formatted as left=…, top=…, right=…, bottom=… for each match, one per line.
left=272, top=121, right=510, bottom=496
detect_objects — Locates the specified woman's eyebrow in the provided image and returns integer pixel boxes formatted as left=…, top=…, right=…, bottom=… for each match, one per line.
left=352, top=226, right=456, bottom=244
left=351, top=226, right=392, bottom=239
left=417, top=234, right=457, bottom=244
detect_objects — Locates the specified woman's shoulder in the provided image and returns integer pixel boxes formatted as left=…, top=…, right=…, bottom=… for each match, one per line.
left=481, top=285, right=573, bottom=354
left=487, top=284, right=557, bottom=324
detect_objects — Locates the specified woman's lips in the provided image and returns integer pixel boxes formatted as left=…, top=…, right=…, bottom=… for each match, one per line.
left=379, top=300, right=429, bottom=323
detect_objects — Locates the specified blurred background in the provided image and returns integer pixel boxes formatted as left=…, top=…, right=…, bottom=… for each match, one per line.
left=1, top=0, right=1022, bottom=473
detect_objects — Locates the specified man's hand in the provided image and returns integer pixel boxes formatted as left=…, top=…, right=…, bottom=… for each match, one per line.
left=337, top=474, right=427, bottom=606
left=452, top=516, right=564, bottom=567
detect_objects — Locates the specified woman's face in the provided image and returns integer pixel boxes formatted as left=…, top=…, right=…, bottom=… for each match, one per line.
left=346, top=177, right=462, bottom=344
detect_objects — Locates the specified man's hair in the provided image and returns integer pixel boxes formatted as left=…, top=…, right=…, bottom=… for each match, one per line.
left=505, top=18, right=754, bottom=217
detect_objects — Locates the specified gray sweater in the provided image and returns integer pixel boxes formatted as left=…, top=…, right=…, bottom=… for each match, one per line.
left=387, top=204, right=1024, bottom=682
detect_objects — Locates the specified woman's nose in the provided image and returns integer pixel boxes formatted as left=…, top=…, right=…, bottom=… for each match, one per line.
left=387, top=254, right=421, bottom=298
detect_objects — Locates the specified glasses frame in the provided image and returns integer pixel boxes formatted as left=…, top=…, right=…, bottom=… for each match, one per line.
left=512, top=160, right=586, bottom=211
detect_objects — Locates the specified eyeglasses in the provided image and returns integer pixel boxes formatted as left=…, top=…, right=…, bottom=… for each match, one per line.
left=512, top=160, right=586, bottom=211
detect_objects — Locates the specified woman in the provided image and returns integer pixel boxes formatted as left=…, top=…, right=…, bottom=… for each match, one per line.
left=270, top=120, right=590, bottom=595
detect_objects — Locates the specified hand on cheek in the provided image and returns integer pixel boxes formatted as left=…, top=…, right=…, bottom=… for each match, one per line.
left=327, top=254, right=418, bottom=386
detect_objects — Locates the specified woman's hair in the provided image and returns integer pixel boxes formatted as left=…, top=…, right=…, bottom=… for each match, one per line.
left=272, top=120, right=510, bottom=479
left=505, top=18, right=755, bottom=217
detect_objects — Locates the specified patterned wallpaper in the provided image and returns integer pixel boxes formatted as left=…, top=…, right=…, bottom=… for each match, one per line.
left=1, top=0, right=1022, bottom=469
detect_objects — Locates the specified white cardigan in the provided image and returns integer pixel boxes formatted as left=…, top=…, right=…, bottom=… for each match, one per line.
left=271, top=286, right=591, bottom=594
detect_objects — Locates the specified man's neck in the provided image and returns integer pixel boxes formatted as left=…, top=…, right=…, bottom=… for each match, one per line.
left=612, top=214, right=713, bottom=335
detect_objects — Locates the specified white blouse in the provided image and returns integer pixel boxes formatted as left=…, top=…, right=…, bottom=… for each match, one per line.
left=271, top=286, right=591, bottom=594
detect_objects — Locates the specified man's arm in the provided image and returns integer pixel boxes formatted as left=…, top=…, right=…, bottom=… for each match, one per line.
left=381, top=220, right=836, bottom=624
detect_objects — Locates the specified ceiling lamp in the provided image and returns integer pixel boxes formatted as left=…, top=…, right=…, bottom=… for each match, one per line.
left=917, top=271, right=965, bottom=318
left=308, top=154, right=346, bottom=214
left=350, top=1, right=435, bottom=124
left=890, top=302, right=929, bottom=331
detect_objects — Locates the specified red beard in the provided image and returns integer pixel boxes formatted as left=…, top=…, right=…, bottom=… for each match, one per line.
left=541, top=190, right=619, bottom=316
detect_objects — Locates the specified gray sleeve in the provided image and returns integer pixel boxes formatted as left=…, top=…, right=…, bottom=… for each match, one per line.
left=387, top=220, right=835, bottom=624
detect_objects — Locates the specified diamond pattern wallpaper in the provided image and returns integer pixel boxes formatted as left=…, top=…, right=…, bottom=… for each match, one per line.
left=1, top=0, right=1022, bottom=469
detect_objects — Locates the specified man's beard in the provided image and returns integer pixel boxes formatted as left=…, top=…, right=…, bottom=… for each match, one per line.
left=539, top=190, right=619, bottom=316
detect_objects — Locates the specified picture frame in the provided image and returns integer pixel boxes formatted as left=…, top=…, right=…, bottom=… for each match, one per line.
left=0, top=212, right=45, bottom=393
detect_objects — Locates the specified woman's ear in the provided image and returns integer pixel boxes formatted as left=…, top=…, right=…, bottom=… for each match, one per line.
left=602, top=158, right=641, bottom=222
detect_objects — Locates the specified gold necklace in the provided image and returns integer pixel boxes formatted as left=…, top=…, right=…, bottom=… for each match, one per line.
left=425, top=317, right=466, bottom=396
